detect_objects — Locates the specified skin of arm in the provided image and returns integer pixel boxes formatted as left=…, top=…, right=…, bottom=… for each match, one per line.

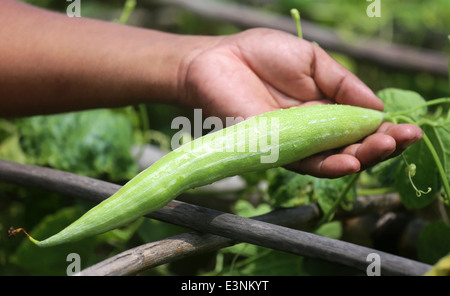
left=0, top=0, right=223, bottom=116
left=0, top=0, right=423, bottom=178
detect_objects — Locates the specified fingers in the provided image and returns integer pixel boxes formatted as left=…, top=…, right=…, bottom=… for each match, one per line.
left=367, top=122, right=423, bottom=158
left=340, top=123, right=423, bottom=172
left=340, top=133, right=396, bottom=169
left=286, top=153, right=361, bottom=179
left=376, top=122, right=423, bottom=151
left=287, top=123, right=423, bottom=178
left=311, top=45, right=384, bottom=111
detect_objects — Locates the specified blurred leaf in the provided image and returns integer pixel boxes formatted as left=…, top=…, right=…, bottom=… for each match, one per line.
left=377, top=88, right=427, bottom=120
left=395, top=132, right=438, bottom=209
left=417, top=221, right=450, bottom=265
left=0, top=134, right=27, bottom=164
left=233, top=199, right=271, bottom=218
left=314, top=221, right=342, bottom=240
left=424, top=114, right=450, bottom=185
left=9, top=207, right=105, bottom=275
left=313, top=176, right=356, bottom=216
left=137, top=218, right=187, bottom=243
left=267, top=169, right=355, bottom=216
left=368, top=156, right=402, bottom=187
left=267, top=168, right=313, bottom=208
left=16, top=109, right=138, bottom=180
left=99, top=217, right=144, bottom=245
left=221, top=243, right=260, bottom=259
left=329, top=52, right=357, bottom=73
left=425, top=252, right=450, bottom=276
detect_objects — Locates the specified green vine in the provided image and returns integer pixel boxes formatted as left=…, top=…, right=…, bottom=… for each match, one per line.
left=387, top=98, right=450, bottom=118
left=402, top=155, right=432, bottom=197
left=390, top=112, right=450, bottom=204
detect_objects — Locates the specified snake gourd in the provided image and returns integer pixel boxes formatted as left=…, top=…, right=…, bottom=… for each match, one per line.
left=15, top=104, right=384, bottom=247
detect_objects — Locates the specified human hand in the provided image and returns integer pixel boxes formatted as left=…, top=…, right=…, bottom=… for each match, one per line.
left=180, top=28, right=422, bottom=178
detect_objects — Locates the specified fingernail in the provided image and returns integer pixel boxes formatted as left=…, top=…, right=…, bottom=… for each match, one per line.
left=401, top=131, right=423, bottom=150
left=381, top=148, right=395, bottom=161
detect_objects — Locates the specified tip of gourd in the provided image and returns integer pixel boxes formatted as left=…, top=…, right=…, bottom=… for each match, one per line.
left=8, top=227, right=44, bottom=247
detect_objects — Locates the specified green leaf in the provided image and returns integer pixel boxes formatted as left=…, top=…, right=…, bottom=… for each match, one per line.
left=314, top=221, right=342, bottom=240
left=137, top=218, right=187, bottom=243
left=395, top=132, right=438, bottom=209
left=369, top=156, right=402, bottom=187
left=98, top=217, right=144, bottom=245
left=233, top=200, right=271, bottom=218
left=313, top=176, right=356, bottom=216
left=417, top=221, right=450, bottom=265
left=377, top=88, right=427, bottom=120
left=425, top=252, right=450, bottom=276
left=424, top=115, right=450, bottom=186
left=16, top=109, right=138, bottom=180
left=329, top=52, right=357, bottom=73
left=266, top=169, right=356, bottom=217
left=266, top=168, right=313, bottom=208
left=0, top=134, right=28, bottom=164
left=221, top=243, right=260, bottom=259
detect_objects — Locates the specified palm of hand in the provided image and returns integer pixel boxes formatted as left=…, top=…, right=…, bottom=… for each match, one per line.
left=182, top=29, right=422, bottom=178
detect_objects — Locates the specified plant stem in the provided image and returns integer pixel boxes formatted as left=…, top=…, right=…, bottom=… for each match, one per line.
left=388, top=98, right=450, bottom=117
left=317, top=173, right=360, bottom=226
left=395, top=115, right=450, bottom=203
left=290, top=9, right=303, bottom=39
left=422, top=133, right=450, bottom=203
left=118, top=0, right=137, bottom=25
left=139, top=104, right=150, bottom=133
left=356, top=186, right=396, bottom=196
left=437, top=195, right=450, bottom=226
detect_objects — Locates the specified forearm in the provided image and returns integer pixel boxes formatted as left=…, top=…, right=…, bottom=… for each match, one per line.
left=0, top=0, right=218, bottom=116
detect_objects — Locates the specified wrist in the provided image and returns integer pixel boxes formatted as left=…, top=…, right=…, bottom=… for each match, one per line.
left=135, top=33, right=224, bottom=108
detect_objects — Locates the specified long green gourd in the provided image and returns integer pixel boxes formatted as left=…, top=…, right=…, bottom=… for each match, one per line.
left=12, top=104, right=384, bottom=247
